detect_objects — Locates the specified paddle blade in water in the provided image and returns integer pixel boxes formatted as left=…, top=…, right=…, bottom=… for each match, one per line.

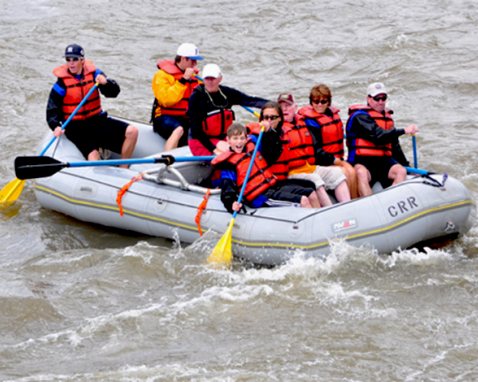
left=0, top=178, right=25, bottom=206
left=208, top=218, right=234, bottom=267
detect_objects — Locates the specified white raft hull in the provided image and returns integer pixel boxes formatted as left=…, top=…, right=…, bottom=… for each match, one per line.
left=32, top=119, right=475, bottom=266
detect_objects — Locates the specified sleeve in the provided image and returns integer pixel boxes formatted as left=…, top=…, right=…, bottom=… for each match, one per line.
left=187, top=88, right=217, bottom=153
left=151, top=70, right=187, bottom=107
left=46, top=80, right=65, bottom=130
left=223, top=86, right=270, bottom=109
left=219, top=172, right=239, bottom=214
left=353, top=113, right=405, bottom=144
left=254, top=128, right=283, bottom=165
left=305, top=119, right=336, bottom=166
left=391, top=138, right=410, bottom=166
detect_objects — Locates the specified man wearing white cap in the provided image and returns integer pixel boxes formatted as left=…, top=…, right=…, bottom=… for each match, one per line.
left=151, top=43, right=203, bottom=151
left=345, top=82, right=418, bottom=196
left=187, top=63, right=269, bottom=156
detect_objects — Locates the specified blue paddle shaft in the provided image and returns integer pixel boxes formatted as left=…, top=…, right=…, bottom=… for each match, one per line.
left=67, top=155, right=215, bottom=168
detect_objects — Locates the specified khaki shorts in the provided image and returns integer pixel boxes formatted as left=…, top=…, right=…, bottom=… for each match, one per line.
left=289, top=165, right=345, bottom=190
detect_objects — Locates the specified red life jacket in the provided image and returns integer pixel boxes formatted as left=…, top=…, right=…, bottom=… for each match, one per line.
left=246, top=122, right=290, bottom=181
left=212, top=140, right=277, bottom=203
left=153, top=59, right=199, bottom=118
left=297, top=105, right=345, bottom=159
left=202, top=108, right=235, bottom=139
left=347, top=104, right=394, bottom=157
left=53, top=60, right=101, bottom=121
left=281, top=120, right=316, bottom=169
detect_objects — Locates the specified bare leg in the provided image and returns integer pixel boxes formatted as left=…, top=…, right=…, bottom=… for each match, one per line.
left=88, top=149, right=101, bottom=161
left=355, top=164, right=372, bottom=197
left=164, top=126, right=184, bottom=152
left=316, top=186, right=332, bottom=207
left=389, top=163, right=407, bottom=185
left=308, top=191, right=321, bottom=208
left=120, top=125, right=139, bottom=168
left=340, top=161, right=358, bottom=199
left=334, top=180, right=351, bottom=202
left=300, top=195, right=312, bottom=208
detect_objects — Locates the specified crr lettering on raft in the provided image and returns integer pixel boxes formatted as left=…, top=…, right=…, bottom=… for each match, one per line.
left=387, top=196, right=419, bottom=217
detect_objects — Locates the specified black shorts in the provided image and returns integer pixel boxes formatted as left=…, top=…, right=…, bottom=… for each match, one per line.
left=65, top=113, right=128, bottom=158
left=153, top=115, right=189, bottom=147
left=264, top=179, right=315, bottom=204
left=354, top=156, right=398, bottom=188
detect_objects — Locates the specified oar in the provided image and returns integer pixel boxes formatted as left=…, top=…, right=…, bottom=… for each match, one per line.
left=194, top=75, right=261, bottom=118
left=0, top=83, right=99, bottom=206
left=14, top=154, right=214, bottom=180
left=208, top=125, right=266, bottom=267
left=412, top=135, right=418, bottom=168
left=406, top=166, right=431, bottom=176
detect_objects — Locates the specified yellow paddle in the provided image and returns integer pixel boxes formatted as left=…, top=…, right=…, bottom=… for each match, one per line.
left=0, top=82, right=99, bottom=207
left=208, top=125, right=266, bottom=267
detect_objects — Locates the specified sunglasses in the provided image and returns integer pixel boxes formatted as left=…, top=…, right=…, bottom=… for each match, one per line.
left=312, top=99, right=329, bottom=105
left=262, top=115, right=280, bottom=121
left=372, top=94, right=387, bottom=102
left=65, top=57, right=80, bottom=62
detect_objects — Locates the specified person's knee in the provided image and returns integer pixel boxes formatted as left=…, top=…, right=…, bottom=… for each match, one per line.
left=390, top=164, right=406, bottom=181
left=88, top=149, right=101, bottom=161
left=126, top=125, right=139, bottom=140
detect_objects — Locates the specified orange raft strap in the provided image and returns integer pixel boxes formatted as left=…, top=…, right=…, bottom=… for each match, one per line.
left=195, top=189, right=211, bottom=236
left=116, top=174, right=143, bottom=216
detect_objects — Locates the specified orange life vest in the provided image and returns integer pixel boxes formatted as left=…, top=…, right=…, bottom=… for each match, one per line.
left=297, top=105, right=344, bottom=159
left=153, top=60, right=199, bottom=118
left=212, top=141, right=277, bottom=203
left=346, top=104, right=394, bottom=157
left=53, top=60, right=101, bottom=121
left=281, top=120, right=316, bottom=169
left=246, top=122, right=290, bottom=181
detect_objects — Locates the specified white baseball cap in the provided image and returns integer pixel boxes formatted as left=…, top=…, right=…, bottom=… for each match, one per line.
left=202, top=63, right=222, bottom=79
left=176, top=43, right=203, bottom=60
left=367, top=82, right=387, bottom=97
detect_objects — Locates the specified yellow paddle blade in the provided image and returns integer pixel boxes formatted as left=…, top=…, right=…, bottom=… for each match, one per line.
left=208, top=218, right=235, bottom=267
left=0, top=178, right=25, bottom=207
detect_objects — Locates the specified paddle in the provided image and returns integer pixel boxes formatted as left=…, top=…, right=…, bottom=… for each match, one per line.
left=194, top=75, right=261, bottom=118
left=406, top=166, right=431, bottom=176
left=0, top=82, right=99, bottom=206
left=208, top=125, right=266, bottom=267
left=14, top=154, right=214, bottom=180
left=412, top=135, right=418, bottom=168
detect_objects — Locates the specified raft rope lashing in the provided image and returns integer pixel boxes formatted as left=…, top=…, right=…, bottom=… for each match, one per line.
left=116, top=173, right=144, bottom=216
left=195, top=189, right=211, bottom=236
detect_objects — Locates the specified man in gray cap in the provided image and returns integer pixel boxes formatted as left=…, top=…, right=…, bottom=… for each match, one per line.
left=46, top=43, right=138, bottom=167
left=345, top=82, right=418, bottom=196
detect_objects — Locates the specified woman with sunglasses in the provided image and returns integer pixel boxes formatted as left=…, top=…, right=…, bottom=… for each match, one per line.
left=295, top=84, right=355, bottom=202
left=246, top=102, right=321, bottom=208
left=345, top=82, right=418, bottom=196
left=46, top=44, right=138, bottom=167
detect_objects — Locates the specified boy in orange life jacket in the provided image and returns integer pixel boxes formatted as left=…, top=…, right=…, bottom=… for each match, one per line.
left=346, top=82, right=418, bottom=197
left=151, top=43, right=203, bottom=151
left=211, top=123, right=316, bottom=213
left=46, top=44, right=138, bottom=168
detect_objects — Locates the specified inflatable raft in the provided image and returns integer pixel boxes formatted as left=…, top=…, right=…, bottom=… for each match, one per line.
left=25, top=119, right=475, bottom=266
